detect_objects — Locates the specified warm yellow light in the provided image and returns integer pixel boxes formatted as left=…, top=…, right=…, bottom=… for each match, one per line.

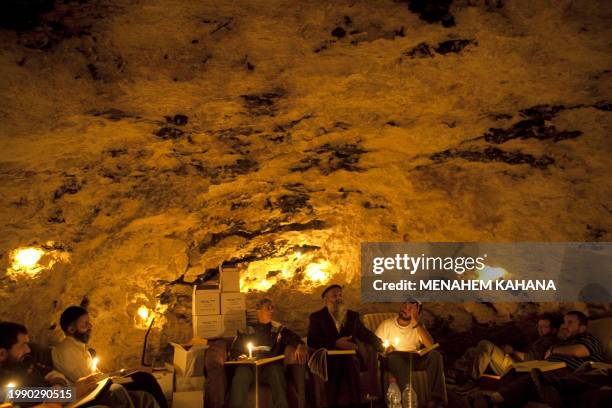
left=10, top=247, right=46, bottom=276
left=393, top=337, right=399, bottom=347
left=247, top=342, right=253, bottom=358
left=255, top=279, right=273, bottom=291
left=295, top=251, right=302, bottom=260
left=383, top=339, right=390, bottom=349
left=134, top=302, right=167, bottom=329
left=305, top=261, right=331, bottom=284
left=137, top=306, right=150, bottom=320
left=6, top=382, right=15, bottom=388
left=15, top=248, right=44, bottom=267
left=91, top=357, right=99, bottom=372
left=479, top=266, right=507, bottom=281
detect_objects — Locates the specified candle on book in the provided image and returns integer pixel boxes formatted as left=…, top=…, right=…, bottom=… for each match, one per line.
left=383, top=339, right=390, bottom=349
left=393, top=337, right=399, bottom=347
left=92, top=357, right=99, bottom=372
left=247, top=342, right=253, bottom=358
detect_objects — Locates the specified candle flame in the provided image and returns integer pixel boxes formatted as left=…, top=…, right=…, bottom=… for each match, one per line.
left=393, top=337, right=399, bottom=346
left=6, top=382, right=15, bottom=388
left=92, top=357, right=99, bottom=371
left=383, top=339, right=390, bottom=348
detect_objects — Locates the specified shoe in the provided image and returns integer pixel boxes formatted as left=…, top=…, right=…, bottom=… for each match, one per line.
left=529, top=368, right=562, bottom=408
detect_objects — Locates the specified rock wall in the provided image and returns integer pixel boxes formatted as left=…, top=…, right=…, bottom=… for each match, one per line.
left=0, top=0, right=610, bottom=369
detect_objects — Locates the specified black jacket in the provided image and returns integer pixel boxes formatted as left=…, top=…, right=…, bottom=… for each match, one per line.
left=307, top=307, right=383, bottom=352
left=230, top=321, right=303, bottom=360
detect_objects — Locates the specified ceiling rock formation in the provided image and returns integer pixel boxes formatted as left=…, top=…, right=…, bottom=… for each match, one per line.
left=0, top=0, right=611, bottom=367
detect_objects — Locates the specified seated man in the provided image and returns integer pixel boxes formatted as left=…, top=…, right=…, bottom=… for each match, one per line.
left=307, top=284, right=384, bottom=406
left=375, top=300, right=447, bottom=408
left=472, top=310, right=605, bottom=408
left=454, top=312, right=561, bottom=386
left=228, top=298, right=307, bottom=408
left=51, top=306, right=162, bottom=408
left=0, top=321, right=112, bottom=408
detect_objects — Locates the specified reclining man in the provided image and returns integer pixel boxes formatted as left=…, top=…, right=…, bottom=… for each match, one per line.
left=472, top=310, right=606, bottom=408
left=51, top=306, right=163, bottom=408
left=0, top=321, right=124, bottom=408
left=228, top=298, right=308, bottom=408
left=307, top=284, right=384, bottom=407
left=454, top=312, right=561, bottom=388
left=375, top=300, right=447, bottom=408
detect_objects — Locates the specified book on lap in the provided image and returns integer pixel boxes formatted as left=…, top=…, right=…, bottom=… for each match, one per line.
left=67, top=377, right=112, bottom=408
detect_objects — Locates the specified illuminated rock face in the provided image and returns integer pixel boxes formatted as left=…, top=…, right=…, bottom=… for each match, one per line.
left=0, top=0, right=610, bottom=368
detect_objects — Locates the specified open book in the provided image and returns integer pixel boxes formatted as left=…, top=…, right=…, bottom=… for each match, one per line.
left=410, top=343, right=439, bottom=356
left=66, top=377, right=112, bottom=408
left=482, top=360, right=567, bottom=380
left=225, top=354, right=285, bottom=366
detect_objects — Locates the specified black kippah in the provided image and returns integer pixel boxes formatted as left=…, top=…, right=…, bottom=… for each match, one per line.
left=60, top=306, right=88, bottom=332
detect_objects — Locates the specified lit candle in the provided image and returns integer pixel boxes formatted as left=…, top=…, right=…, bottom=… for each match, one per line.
left=92, top=357, right=99, bottom=372
left=383, top=339, right=390, bottom=349
left=247, top=342, right=253, bottom=359
left=393, top=337, right=399, bottom=347
left=6, top=382, right=15, bottom=388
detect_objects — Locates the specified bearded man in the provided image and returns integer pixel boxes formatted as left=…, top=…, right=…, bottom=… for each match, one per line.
left=307, top=284, right=383, bottom=406
left=375, top=300, right=447, bottom=408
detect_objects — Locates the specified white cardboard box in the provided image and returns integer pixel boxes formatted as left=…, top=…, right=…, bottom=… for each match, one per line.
left=170, top=342, right=207, bottom=377
left=220, top=292, right=245, bottom=315
left=222, top=312, right=246, bottom=337
left=220, top=267, right=241, bottom=292
left=175, top=375, right=205, bottom=392
left=172, top=390, right=203, bottom=408
left=192, top=284, right=220, bottom=315
left=192, top=314, right=224, bottom=339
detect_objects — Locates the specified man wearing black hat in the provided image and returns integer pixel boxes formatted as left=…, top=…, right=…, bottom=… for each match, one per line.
left=307, top=285, right=383, bottom=406
left=52, top=306, right=164, bottom=408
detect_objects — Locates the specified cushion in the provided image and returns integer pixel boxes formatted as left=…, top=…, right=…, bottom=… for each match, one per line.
left=589, top=317, right=612, bottom=362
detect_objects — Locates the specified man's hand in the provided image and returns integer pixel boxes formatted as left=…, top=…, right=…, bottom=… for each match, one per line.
left=237, top=354, right=249, bottom=361
left=335, top=336, right=357, bottom=350
left=384, top=345, right=395, bottom=355
left=503, top=345, right=514, bottom=355
left=294, top=344, right=308, bottom=364
left=75, top=374, right=98, bottom=399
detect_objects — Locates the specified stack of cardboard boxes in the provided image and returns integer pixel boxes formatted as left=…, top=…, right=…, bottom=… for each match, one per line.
left=170, top=342, right=207, bottom=408
left=168, top=266, right=245, bottom=407
left=192, top=266, right=246, bottom=339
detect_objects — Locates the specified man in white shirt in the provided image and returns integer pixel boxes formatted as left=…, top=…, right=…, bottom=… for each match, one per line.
left=375, top=300, right=447, bottom=408
left=52, top=305, right=163, bottom=408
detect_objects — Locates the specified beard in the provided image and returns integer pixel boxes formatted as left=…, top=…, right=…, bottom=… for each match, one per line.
left=74, top=330, right=91, bottom=343
left=328, top=301, right=347, bottom=324
left=398, top=310, right=411, bottom=322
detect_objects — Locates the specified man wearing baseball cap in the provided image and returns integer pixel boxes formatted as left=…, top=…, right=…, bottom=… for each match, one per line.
left=375, top=299, right=447, bottom=407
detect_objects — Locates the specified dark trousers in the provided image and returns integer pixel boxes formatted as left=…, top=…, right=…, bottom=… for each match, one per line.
left=387, top=350, right=447, bottom=404
left=498, top=368, right=602, bottom=406
left=325, top=355, right=362, bottom=406
left=122, top=371, right=168, bottom=408
left=229, top=363, right=288, bottom=408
